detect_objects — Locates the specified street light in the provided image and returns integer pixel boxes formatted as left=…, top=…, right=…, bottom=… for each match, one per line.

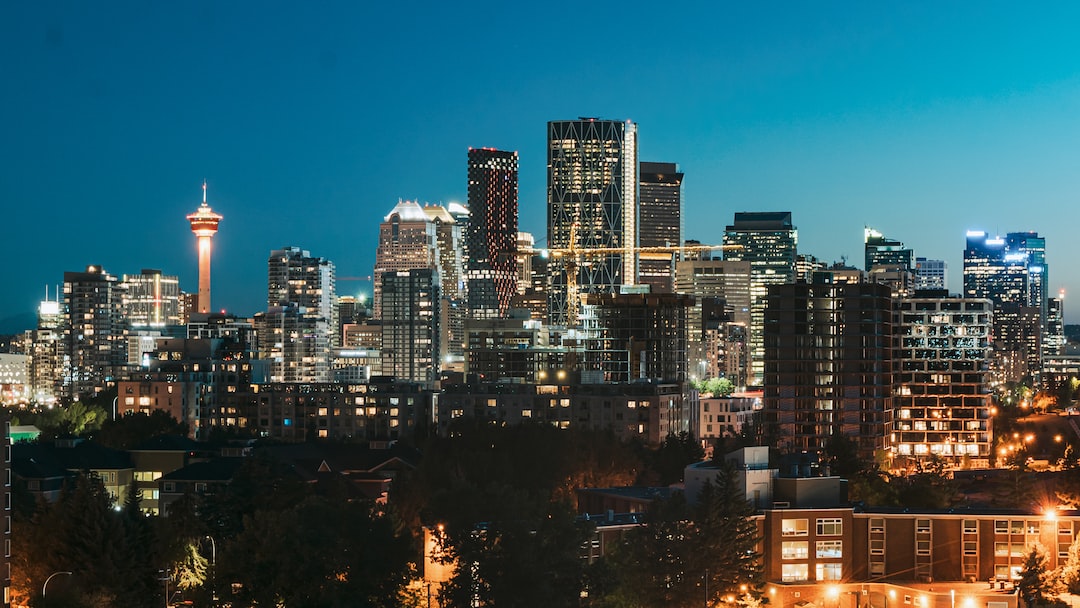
left=205, top=535, right=217, bottom=607
left=43, top=571, right=72, bottom=599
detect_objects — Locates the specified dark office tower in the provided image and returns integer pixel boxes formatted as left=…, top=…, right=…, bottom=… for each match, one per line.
left=547, top=118, right=638, bottom=326
left=380, top=269, right=440, bottom=386
left=864, top=227, right=913, bottom=271
left=638, top=162, right=683, bottom=293
left=466, top=148, right=519, bottom=319
left=763, top=278, right=894, bottom=462
left=723, top=212, right=798, bottom=385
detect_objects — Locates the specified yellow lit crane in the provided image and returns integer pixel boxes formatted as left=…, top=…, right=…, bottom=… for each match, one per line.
left=542, top=230, right=741, bottom=325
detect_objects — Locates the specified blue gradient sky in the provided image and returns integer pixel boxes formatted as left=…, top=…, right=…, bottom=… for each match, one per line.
left=5, top=2, right=1080, bottom=329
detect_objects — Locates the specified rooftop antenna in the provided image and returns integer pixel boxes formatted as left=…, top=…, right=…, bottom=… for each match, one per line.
left=202, top=180, right=207, bottom=204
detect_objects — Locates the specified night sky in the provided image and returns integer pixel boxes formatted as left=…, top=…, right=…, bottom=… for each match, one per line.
left=6, top=2, right=1080, bottom=330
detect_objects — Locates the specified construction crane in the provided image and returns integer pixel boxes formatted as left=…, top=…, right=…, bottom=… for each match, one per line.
left=543, top=236, right=742, bottom=326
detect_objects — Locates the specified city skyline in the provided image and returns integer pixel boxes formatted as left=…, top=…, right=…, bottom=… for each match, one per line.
left=6, top=3, right=1080, bottom=329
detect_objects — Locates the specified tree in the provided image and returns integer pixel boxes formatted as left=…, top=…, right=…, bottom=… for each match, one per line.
left=595, top=459, right=762, bottom=608
left=94, top=410, right=189, bottom=450
left=693, top=378, right=735, bottom=398
left=221, top=495, right=414, bottom=608
left=1017, top=543, right=1061, bottom=608
left=1059, top=536, right=1080, bottom=594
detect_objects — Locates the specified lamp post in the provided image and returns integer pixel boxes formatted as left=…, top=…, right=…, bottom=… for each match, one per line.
left=43, top=571, right=72, bottom=599
left=205, top=535, right=217, bottom=607
left=112, top=396, right=118, bottom=420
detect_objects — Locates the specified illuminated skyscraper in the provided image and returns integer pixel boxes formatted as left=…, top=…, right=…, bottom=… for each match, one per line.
left=963, top=230, right=1049, bottom=382
left=466, top=148, right=518, bottom=318
left=372, top=200, right=441, bottom=319
left=186, top=182, right=223, bottom=314
left=723, top=212, right=798, bottom=385
left=547, top=118, right=638, bottom=325
left=380, top=269, right=440, bottom=385
left=638, top=162, right=683, bottom=293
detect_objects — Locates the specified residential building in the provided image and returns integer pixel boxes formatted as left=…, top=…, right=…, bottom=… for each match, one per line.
left=379, top=269, right=440, bottom=385
left=547, top=118, right=638, bottom=325
left=894, top=293, right=993, bottom=466
left=438, top=379, right=686, bottom=446
left=763, top=277, right=894, bottom=461
left=63, top=265, right=128, bottom=402
left=262, top=247, right=336, bottom=381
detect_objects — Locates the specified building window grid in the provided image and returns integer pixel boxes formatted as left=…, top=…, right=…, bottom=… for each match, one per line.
left=816, top=518, right=842, bottom=536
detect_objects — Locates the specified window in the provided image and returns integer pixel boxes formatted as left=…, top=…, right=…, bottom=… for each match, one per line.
left=782, top=542, right=808, bottom=560
left=1010, top=521, right=1023, bottom=534
left=995, top=520, right=1008, bottom=534
left=870, top=539, right=885, bottom=555
left=816, top=563, right=842, bottom=581
left=195, top=483, right=208, bottom=493
left=817, top=518, right=842, bottom=536
left=963, top=541, right=977, bottom=555
left=916, top=540, right=931, bottom=555
left=782, top=564, right=809, bottom=582
left=817, top=540, right=843, bottom=559
left=782, top=519, right=808, bottom=536
left=995, top=542, right=1009, bottom=556
left=163, top=482, right=175, bottom=493
left=916, top=519, right=931, bottom=533
left=870, top=562, right=885, bottom=576
left=963, top=520, right=978, bottom=534
left=870, top=518, right=885, bottom=533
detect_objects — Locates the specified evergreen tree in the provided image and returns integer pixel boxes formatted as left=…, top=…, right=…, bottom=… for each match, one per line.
left=1059, top=536, right=1080, bottom=594
left=1017, top=543, right=1060, bottom=608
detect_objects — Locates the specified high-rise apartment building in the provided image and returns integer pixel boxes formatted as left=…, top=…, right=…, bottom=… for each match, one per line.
left=122, top=269, right=181, bottom=328
left=723, top=212, right=798, bottom=385
left=547, top=118, right=638, bottom=325
left=380, top=269, right=440, bottom=385
left=63, top=265, right=128, bottom=402
left=466, top=147, right=518, bottom=318
left=763, top=278, right=894, bottom=461
left=262, top=247, right=335, bottom=382
left=28, top=292, right=65, bottom=405
left=894, top=293, right=993, bottom=467
left=638, top=162, right=683, bottom=293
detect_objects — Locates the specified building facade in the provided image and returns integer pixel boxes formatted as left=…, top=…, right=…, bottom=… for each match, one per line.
left=638, top=162, right=683, bottom=293
left=724, top=212, right=798, bottom=385
left=466, top=147, right=519, bottom=318
left=547, top=118, right=638, bottom=325
left=894, top=294, right=993, bottom=466
left=63, top=265, right=128, bottom=402
left=379, top=269, right=440, bottom=385
left=763, top=279, right=894, bottom=461
left=122, top=269, right=181, bottom=328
